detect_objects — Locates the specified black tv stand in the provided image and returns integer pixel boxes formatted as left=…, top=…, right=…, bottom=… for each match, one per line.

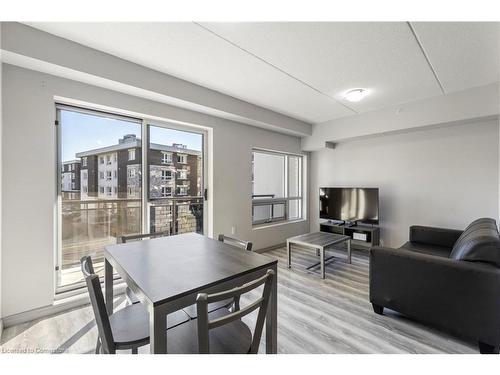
left=320, top=221, right=380, bottom=249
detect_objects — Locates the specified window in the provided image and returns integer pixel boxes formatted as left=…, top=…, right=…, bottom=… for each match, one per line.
left=161, top=170, right=172, bottom=181
left=106, top=187, right=112, bottom=195
left=99, top=156, right=104, bottom=164
left=106, top=171, right=112, bottom=181
left=162, top=152, right=172, bottom=164
left=106, top=155, right=111, bottom=165
left=161, top=186, right=172, bottom=197
left=82, top=157, right=87, bottom=167
left=177, top=154, right=187, bottom=164
left=99, top=171, right=104, bottom=179
left=128, top=149, right=135, bottom=161
left=178, top=169, right=188, bottom=179
left=128, top=169, right=136, bottom=178
left=99, top=186, right=105, bottom=194
left=71, top=182, right=76, bottom=190
left=252, top=150, right=304, bottom=225
left=177, top=186, right=188, bottom=196
left=128, top=187, right=133, bottom=196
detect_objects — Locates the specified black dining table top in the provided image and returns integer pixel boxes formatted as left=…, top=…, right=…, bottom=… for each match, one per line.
left=105, top=232, right=277, bottom=306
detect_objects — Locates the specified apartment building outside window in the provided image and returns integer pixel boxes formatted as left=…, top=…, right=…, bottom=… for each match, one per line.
left=128, top=149, right=135, bottom=161
left=128, top=169, right=136, bottom=178
left=106, top=155, right=112, bottom=165
left=177, top=186, right=188, bottom=196
left=99, top=171, right=104, bottom=179
left=252, top=149, right=304, bottom=225
left=99, top=156, right=104, bottom=164
left=82, top=157, right=87, bottom=167
left=178, top=169, right=188, bottom=179
left=106, top=171, right=112, bottom=181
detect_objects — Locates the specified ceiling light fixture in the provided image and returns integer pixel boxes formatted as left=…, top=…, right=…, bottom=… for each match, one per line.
left=343, top=88, right=369, bottom=102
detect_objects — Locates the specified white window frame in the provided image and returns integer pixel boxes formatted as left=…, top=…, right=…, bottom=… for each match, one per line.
left=251, top=148, right=305, bottom=226
left=82, top=157, right=87, bottom=167
left=128, top=149, right=135, bottom=161
left=161, top=152, right=172, bottom=164
left=177, top=154, right=187, bottom=164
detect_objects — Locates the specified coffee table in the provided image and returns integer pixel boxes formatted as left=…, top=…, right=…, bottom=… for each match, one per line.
left=286, top=232, right=351, bottom=279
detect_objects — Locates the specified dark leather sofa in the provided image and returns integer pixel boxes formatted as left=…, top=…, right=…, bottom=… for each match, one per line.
left=369, top=218, right=500, bottom=354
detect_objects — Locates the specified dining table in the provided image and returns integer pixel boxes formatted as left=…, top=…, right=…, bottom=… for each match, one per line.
left=104, top=232, right=278, bottom=354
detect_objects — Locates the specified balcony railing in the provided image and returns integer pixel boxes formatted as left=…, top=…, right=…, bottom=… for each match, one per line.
left=59, top=196, right=203, bottom=289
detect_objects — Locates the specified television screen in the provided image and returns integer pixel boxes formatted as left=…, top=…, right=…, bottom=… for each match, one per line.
left=320, top=187, right=379, bottom=224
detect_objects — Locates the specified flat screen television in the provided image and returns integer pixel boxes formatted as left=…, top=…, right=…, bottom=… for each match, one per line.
left=319, top=187, right=379, bottom=224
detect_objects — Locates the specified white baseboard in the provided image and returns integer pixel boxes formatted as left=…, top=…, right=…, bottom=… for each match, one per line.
left=3, top=284, right=126, bottom=328
left=256, top=242, right=286, bottom=253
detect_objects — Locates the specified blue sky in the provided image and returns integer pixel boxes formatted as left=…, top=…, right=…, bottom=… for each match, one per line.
left=61, top=110, right=202, bottom=162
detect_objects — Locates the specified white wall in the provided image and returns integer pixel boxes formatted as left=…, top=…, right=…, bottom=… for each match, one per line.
left=1, top=64, right=309, bottom=318
left=310, top=119, right=499, bottom=248
left=0, top=23, right=3, bottom=335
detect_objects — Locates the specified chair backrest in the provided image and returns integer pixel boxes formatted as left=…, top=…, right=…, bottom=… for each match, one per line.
left=196, top=269, right=275, bottom=354
left=119, top=231, right=171, bottom=244
left=81, top=256, right=115, bottom=354
left=218, top=234, right=253, bottom=251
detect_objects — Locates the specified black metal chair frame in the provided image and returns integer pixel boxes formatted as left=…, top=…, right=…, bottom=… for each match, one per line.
left=196, top=269, right=275, bottom=354
left=81, top=256, right=149, bottom=354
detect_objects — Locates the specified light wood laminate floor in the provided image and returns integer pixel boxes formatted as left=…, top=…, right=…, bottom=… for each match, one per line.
left=0, top=246, right=477, bottom=354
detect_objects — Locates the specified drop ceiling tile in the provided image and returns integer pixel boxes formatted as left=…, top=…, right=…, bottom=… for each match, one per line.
left=411, top=22, right=500, bottom=93
left=26, top=22, right=353, bottom=123
left=200, top=22, right=444, bottom=113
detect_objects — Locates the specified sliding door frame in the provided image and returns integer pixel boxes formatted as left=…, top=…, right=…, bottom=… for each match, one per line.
left=54, top=103, right=209, bottom=295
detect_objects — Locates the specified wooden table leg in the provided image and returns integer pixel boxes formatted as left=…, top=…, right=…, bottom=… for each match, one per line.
left=266, top=263, right=278, bottom=354
left=150, top=306, right=167, bottom=354
left=104, top=258, right=113, bottom=315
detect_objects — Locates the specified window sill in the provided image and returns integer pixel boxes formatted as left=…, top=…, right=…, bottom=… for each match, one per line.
left=252, top=218, right=307, bottom=230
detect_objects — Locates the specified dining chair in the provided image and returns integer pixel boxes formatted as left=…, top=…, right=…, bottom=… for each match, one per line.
left=183, top=234, right=253, bottom=319
left=81, top=255, right=190, bottom=354
left=166, top=269, right=275, bottom=354
left=81, top=255, right=149, bottom=354
left=218, top=234, right=253, bottom=251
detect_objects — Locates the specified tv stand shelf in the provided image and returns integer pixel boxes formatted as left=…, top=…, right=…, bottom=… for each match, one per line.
left=319, top=221, right=380, bottom=249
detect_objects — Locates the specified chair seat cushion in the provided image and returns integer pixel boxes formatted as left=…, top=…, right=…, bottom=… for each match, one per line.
left=183, top=298, right=234, bottom=319
left=110, top=304, right=190, bottom=348
left=167, top=308, right=252, bottom=354
left=399, top=241, right=451, bottom=258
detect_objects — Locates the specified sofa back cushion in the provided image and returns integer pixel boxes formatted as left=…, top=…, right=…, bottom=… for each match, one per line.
left=449, top=218, right=500, bottom=267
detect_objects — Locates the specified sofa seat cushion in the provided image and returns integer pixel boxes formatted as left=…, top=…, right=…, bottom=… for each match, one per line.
left=449, top=218, right=500, bottom=267
left=399, top=241, right=452, bottom=258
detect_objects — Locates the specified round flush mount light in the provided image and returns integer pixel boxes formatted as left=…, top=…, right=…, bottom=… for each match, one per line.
left=343, top=88, right=369, bottom=102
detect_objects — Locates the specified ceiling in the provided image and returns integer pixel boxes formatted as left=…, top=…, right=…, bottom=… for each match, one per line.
left=26, top=22, right=500, bottom=124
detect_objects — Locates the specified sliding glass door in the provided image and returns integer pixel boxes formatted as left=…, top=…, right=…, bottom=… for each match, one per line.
left=56, top=106, right=206, bottom=292
left=147, top=125, right=204, bottom=236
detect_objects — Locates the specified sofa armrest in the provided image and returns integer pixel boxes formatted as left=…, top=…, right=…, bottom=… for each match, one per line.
left=370, top=246, right=500, bottom=346
left=409, top=225, right=462, bottom=248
